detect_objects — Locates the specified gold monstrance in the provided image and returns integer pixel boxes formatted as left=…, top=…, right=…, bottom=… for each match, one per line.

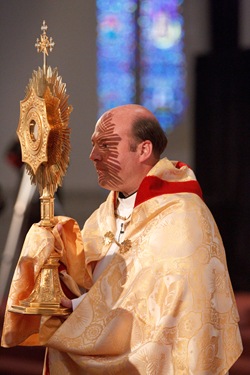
left=9, top=21, right=72, bottom=315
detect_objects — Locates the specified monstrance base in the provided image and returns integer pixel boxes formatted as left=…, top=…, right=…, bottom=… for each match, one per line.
left=9, top=303, right=70, bottom=316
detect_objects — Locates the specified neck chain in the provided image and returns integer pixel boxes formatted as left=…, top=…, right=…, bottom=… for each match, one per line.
left=114, top=211, right=132, bottom=221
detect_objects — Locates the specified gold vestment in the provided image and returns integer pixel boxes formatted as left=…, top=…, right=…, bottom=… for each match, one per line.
left=1, top=158, right=243, bottom=374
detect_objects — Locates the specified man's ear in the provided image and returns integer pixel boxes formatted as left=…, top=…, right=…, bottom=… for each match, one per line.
left=138, top=140, right=153, bottom=161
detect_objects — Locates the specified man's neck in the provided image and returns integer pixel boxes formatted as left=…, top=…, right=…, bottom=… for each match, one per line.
left=118, top=191, right=137, bottom=199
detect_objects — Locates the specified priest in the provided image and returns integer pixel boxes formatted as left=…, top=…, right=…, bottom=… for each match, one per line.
left=1, top=104, right=242, bottom=374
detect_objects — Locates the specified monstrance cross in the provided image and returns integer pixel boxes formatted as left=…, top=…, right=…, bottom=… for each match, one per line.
left=35, top=20, right=55, bottom=72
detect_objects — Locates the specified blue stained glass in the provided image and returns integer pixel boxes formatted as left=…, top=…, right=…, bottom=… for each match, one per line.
left=96, top=0, right=185, bottom=133
left=139, top=0, right=185, bottom=132
left=96, top=0, right=137, bottom=117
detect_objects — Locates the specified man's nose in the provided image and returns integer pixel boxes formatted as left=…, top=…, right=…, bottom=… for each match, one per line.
left=89, top=146, right=101, bottom=161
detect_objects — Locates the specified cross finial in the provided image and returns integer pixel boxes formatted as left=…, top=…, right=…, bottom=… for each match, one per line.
left=35, top=21, right=55, bottom=73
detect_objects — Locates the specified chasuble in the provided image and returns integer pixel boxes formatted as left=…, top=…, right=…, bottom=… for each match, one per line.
left=1, top=158, right=242, bottom=374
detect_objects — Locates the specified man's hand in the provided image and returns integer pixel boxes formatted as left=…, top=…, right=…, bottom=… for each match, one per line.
left=56, top=223, right=63, bottom=234
left=61, top=297, right=73, bottom=309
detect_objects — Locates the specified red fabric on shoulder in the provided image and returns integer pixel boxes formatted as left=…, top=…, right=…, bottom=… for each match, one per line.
left=175, top=161, right=191, bottom=169
left=134, top=175, right=203, bottom=208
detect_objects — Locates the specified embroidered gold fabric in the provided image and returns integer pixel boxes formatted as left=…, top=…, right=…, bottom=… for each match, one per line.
left=104, top=231, right=132, bottom=254
left=1, top=158, right=242, bottom=374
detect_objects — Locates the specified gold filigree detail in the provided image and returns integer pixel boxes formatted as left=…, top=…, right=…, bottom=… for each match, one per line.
left=17, top=21, right=73, bottom=199
left=35, top=20, right=55, bottom=73
left=104, top=231, right=114, bottom=245
left=17, top=86, right=50, bottom=175
left=119, top=239, right=132, bottom=254
left=104, top=232, right=132, bottom=254
left=17, top=66, right=72, bottom=198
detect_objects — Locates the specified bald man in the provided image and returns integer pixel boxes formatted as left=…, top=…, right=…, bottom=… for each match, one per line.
left=2, top=105, right=242, bottom=374
left=90, top=104, right=166, bottom=194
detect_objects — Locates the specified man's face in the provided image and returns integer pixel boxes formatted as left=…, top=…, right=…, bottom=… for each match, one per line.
left=89, top=110, right=140, bottom=195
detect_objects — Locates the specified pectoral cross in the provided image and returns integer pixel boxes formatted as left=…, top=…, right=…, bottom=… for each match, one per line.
left=35, top=20, right=55, bottom=73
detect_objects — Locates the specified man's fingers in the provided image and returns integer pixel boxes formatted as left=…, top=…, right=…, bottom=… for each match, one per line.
left=56, top=223, right=63, bottom=234
left=61, top=297, right=72, bottom=309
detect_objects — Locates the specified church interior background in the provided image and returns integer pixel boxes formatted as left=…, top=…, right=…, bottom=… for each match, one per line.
left=0, top=1, right=249, bottom=373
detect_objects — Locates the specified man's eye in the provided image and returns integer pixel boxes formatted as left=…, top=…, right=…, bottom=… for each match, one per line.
left=100, top=143, right=109, bottom=149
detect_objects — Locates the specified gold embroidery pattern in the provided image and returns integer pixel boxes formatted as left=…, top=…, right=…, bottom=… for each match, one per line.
left=104, top=231, right=132, bottom=254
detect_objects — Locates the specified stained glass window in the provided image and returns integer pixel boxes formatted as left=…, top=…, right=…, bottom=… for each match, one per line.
left=96, top=0, right=185, bottom=133
left=96, top=0, right=137, bottom=117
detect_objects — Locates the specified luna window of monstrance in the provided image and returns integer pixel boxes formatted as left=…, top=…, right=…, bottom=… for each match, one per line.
left=9, top=21, right=73, bottom=315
